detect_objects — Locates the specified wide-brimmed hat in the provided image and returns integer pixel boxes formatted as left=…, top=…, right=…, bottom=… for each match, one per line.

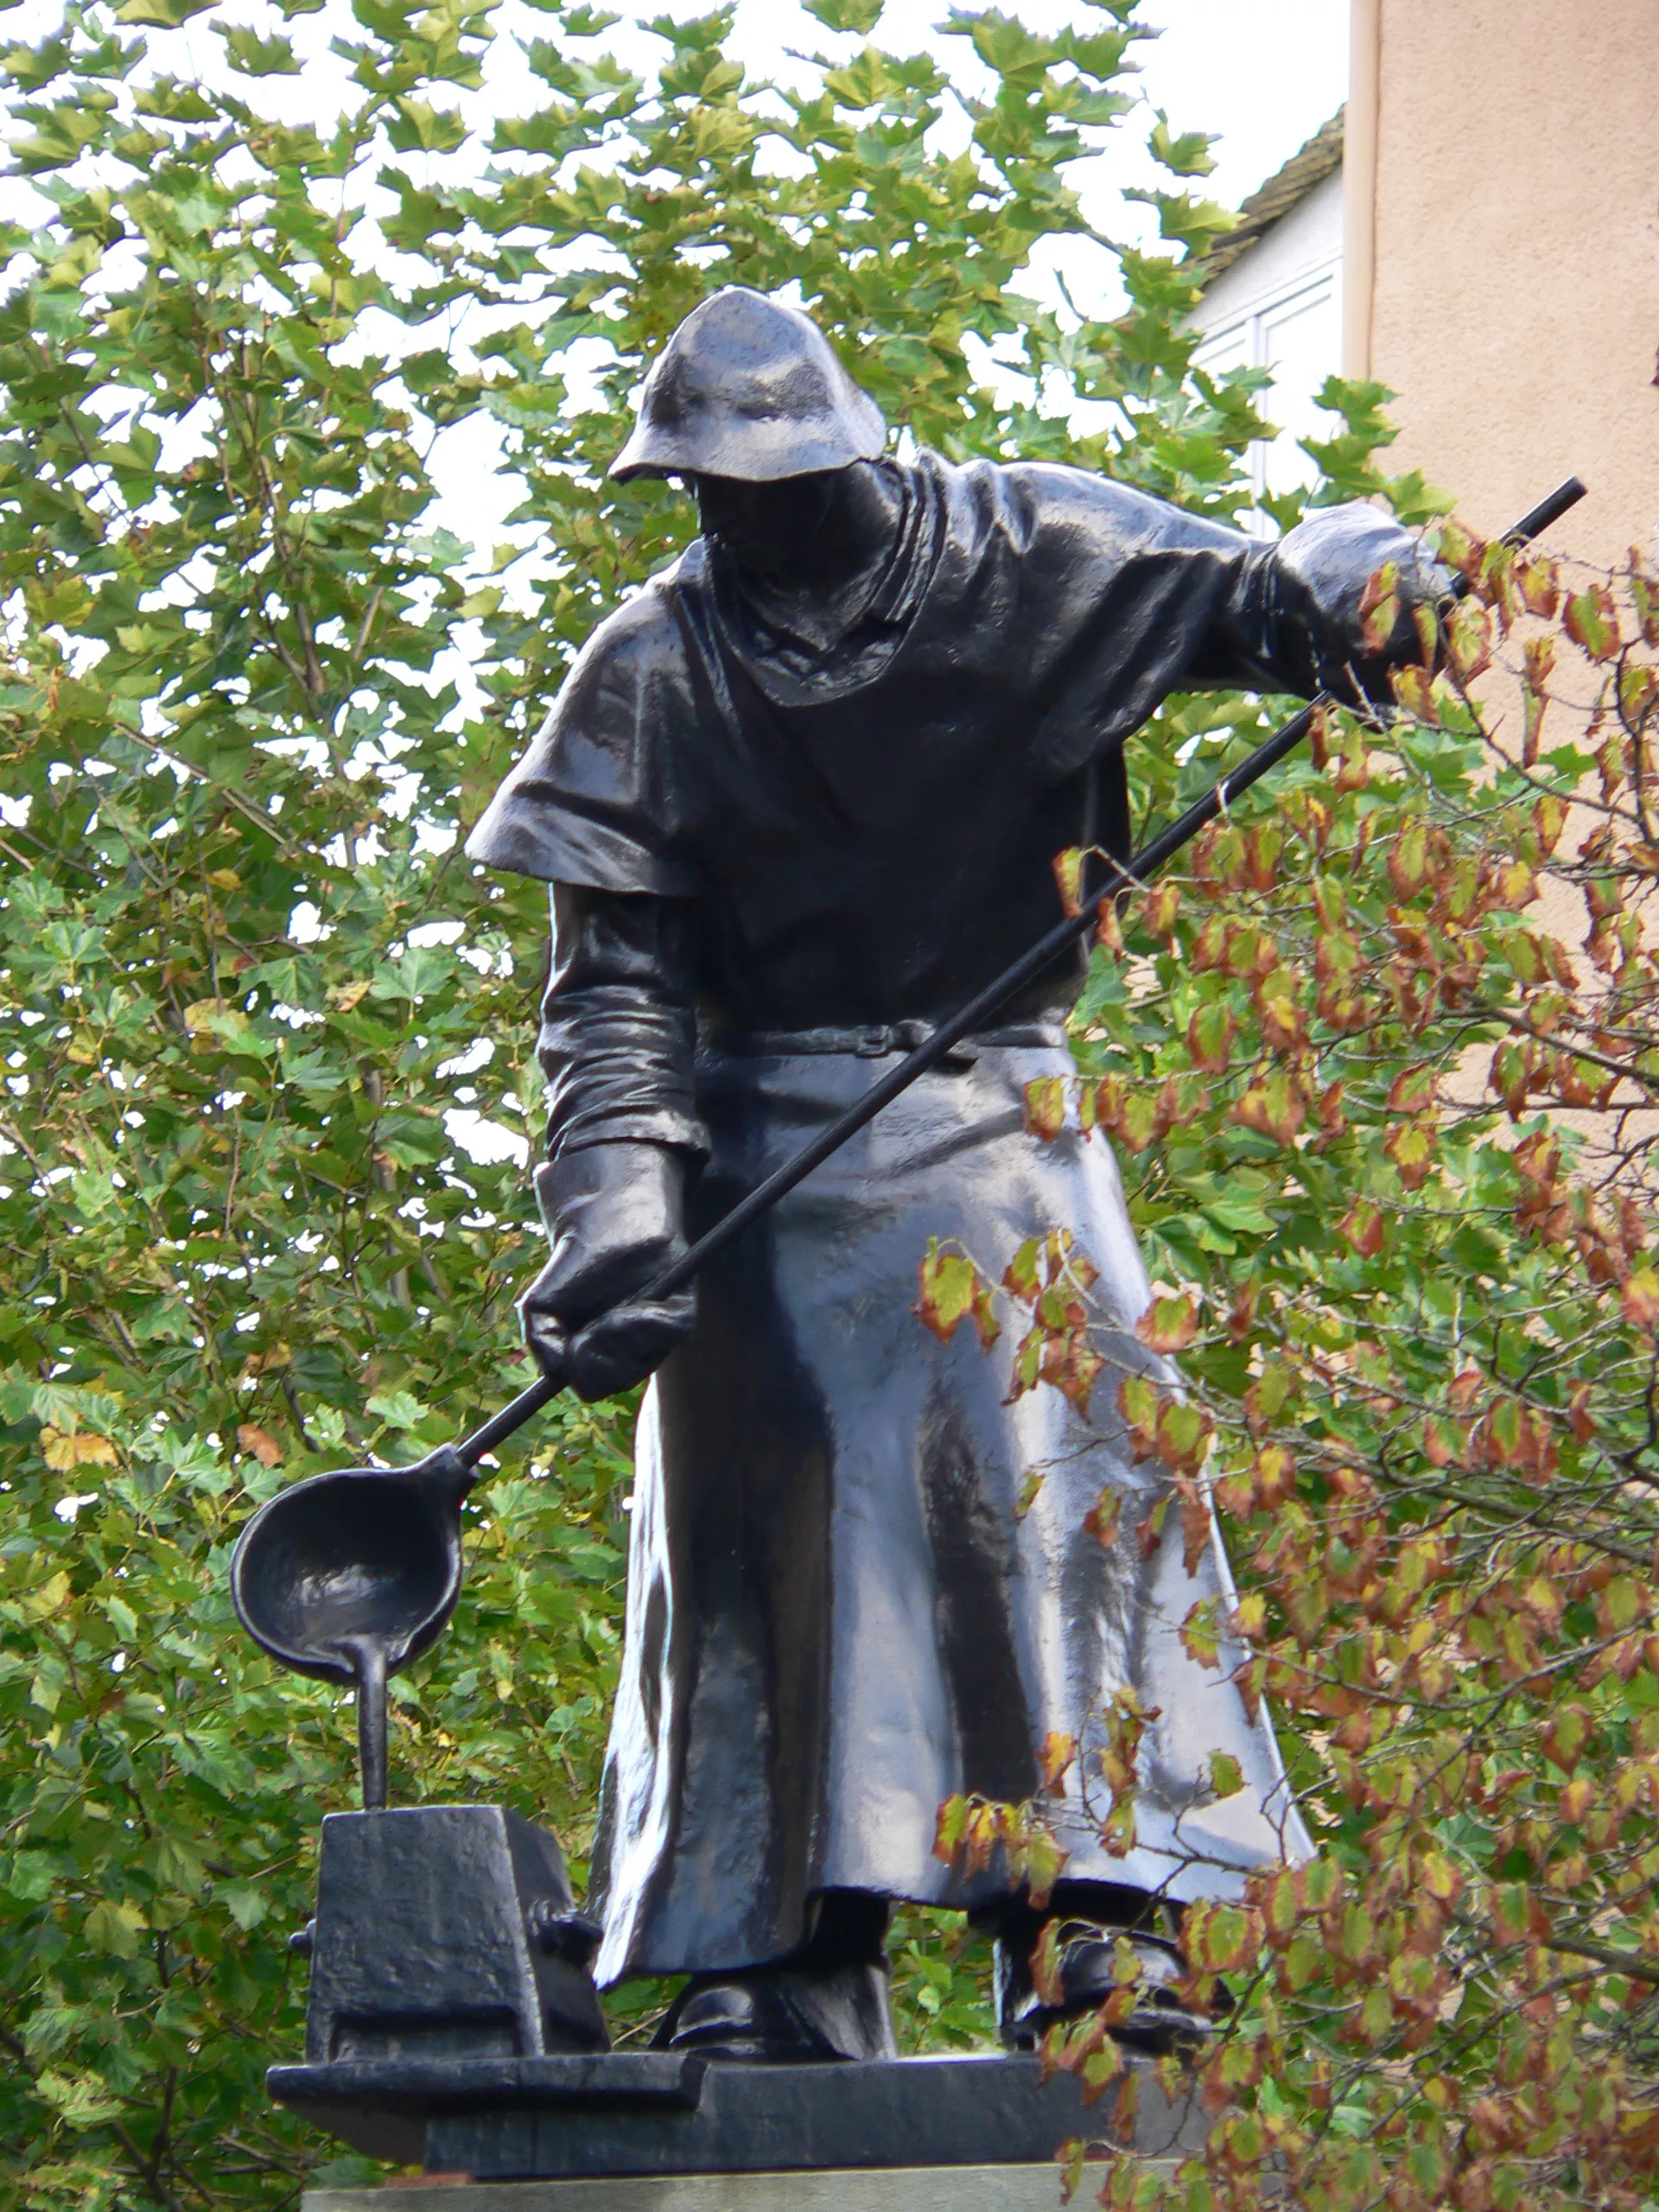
left=611, top=287, right=887, bottom=483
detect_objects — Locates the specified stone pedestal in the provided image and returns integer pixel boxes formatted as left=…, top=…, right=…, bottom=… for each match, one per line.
left=303, top=2164, right=1157, bottom=2211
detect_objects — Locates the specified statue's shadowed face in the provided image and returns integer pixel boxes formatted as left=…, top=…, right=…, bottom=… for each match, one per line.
left=690, top=470, right=841, bottom=575
left=690, top=463, right=899, bottom=589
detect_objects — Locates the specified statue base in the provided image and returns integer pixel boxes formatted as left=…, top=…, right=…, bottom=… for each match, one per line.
left=277, top=1806, right=1207, bottom=2184
left=302, top=2162, right=1173, bottom=2212
left=270, top=2050, right=1206, bottom=2178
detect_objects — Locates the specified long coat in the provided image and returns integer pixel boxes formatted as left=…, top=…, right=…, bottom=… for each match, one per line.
left=469, top=454, right=1407, bottom=1982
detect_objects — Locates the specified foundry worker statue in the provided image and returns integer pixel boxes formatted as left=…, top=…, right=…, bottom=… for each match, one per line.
left=465, top=288, right=1440, bottom=2066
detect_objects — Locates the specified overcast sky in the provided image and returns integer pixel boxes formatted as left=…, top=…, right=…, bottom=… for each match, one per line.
left=722, top=0, right=1347, bottom=214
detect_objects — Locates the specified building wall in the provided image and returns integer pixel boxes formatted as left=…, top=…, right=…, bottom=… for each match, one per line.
left=1193, top=169, right=1346, bottom=519
left=1363, top=0, right=1659, bottom=565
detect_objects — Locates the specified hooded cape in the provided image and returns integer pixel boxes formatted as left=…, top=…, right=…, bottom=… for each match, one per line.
left=466, top=454, right=1394, bottom=1033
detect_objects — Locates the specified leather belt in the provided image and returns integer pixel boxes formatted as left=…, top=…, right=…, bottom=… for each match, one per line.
left=703, top=1020, right=1067, bottom=1065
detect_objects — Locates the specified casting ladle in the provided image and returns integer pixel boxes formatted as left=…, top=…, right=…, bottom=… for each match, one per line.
left=231, top=478, right=1586, bottom=1808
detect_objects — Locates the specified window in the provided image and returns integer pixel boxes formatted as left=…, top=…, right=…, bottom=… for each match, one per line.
left=1195, top=260, right=1344, bottom=531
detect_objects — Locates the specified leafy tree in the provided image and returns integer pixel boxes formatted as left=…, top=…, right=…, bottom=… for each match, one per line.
left=0, top=1, right=1344, bottom=2202
left=926, top=543, right=1659, bottom=2210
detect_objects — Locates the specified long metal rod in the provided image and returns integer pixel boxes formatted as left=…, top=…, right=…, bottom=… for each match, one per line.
left=455, top=477, right=1586, bottom=1470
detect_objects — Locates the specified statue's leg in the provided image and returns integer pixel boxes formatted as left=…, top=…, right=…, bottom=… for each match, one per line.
left=652, top=1890, right=899, bottom=2063
left=976, top=1882, right=1220, bottom=2055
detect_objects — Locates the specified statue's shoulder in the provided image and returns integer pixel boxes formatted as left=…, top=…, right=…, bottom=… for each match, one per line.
left=569, top=556, right=698, bottom=689
left=921, top=450, right=1177, bottom=550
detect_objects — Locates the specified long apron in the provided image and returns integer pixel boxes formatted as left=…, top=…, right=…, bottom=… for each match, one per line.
left=588, top=1041, right=1310, bottom=1986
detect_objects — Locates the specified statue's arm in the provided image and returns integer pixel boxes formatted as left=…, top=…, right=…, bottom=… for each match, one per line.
left=537, top=884, right=705, bottom=1160
left=518, top=885, right=706, bottom=1402
left=1185, top=502, right=1447, bottom=705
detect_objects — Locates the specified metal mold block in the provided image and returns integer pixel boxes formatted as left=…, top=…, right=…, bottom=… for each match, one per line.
left=302, top=1807, right=607, bottom=2069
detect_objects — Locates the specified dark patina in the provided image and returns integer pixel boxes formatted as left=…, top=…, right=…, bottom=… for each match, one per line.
left=230, top=287, right=1584, bottom=2166
left=465, top=285, right=1444, bottom=2061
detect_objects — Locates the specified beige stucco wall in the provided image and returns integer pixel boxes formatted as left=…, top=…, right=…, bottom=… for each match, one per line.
left=1356, top=2, right=1659, bottom=1137
left=1361, top=0, right=1659, bottom=567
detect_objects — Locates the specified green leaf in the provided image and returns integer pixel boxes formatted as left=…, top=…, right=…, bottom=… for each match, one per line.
left=215, top=23, right=300, bottom=71
left=115, top=0, right=215, bottom=23
left=1149, top=112, right=1217, bottom=176
left=802, top=0, right=882, bottom=31
left=83, top=1899, right=144, bottom=1958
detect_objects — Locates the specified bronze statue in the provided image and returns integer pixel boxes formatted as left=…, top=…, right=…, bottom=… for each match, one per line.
left=467, top=287, right=1442, bottom=2064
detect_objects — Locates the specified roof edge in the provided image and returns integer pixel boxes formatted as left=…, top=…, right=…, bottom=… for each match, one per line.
left=1195, top=108, right=1344, bottom=287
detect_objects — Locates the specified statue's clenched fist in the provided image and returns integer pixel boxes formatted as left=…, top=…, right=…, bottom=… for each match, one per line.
left=519, top=1143, right=696, bottom=1402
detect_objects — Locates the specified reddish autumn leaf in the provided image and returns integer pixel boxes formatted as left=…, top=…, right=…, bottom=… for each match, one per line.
left=1135, top=1291, right=1198, bottom=1354
left=1180, top=1596, right=1224, bottom=1667
left=1117, top=1374, right=1162, bottom=1462
left=1495, top=858, right=1539, bottom=909
left=917, top=1244, right=1001, bottom=1350
left=1175, top=1474, right=1211, bottom=1573
left=1190, top=916, right=1229, bottom=972
left=236, top=1423, right=283, bottom=1468
left=1082, top=1488, right=1122, bottom=1549
left=1516, top=549, right=1561, bottom=618
left=1231, top=1069, right=1306, bottom=1147
left=1030, top=1915, right=1066, bottom=2007
left=1630, top=550, right=1659, bottom=645
left=1186, top=999, right=1236, bottom=1075
left=1245, top=823, right=1283, bottom=891
left=1153, top=1400, right=1216, bottom=1478
left=1243, top=1361, right=1292, bottom=1433
left=932, top=1794, right=969, bottom=1864
left=1185, top=1899, right=1262, bottom=1974
left=1387, top=821, right=1432, bottom=899
left=1387, top=1065, right=1436, bottom=1114
left=1389, top=662, right=1437, bottom=722
left=1051, top=845, right=1084, bottom=918
left=1533, top=791, right=1568, bottom=854
left=1542, top=1705, right=1594, bottom=1775
left=1038, top=1730, right=1077, bottom=1796
left=1357, top=559, right=1402, bottom=654
left=1094, top=895, right=1124, bottom=956
left=1421, top=1414, right=1467, bottom=1468
left=1490, top=1040, right=1535, bottom=1117
left=1444, top=597, right=1494, bottom=682
left=1385, top=1116, right=1436, bottom=1191
left=1565, top=581, right=1621, bottom=660
left=1039, top=1331, right=1104, bottom=1414
left=1225, top=1285, right=1258, bottom=1343
left=1560, top=1773, right=1595, bottom=1825
left=1430, top=515, right=1485, bottom=581
left=1256, top=975, right=1306, bottom=1054
left=1115, top=1086, right=1166, bottom=1154
left=1253, top=1444, right=1294, bottom=1505
left=1023, top=1075, right=1067, bottom=1141
left=1138, top=881, right=1181, bottom=940
left=1624, top=1268, right=1659, bottom=1332
left=1340, top=1199, right=1386, bottom=1257
left=1618, top=659, right=1659, bottom=728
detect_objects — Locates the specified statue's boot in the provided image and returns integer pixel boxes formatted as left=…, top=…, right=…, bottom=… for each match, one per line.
left=987, top=1886, right=1222, bottom=2056
left=653, top=1891, right=898, bottom=2062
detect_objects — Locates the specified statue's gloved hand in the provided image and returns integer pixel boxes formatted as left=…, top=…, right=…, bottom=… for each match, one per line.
left=519, top=1143, right=696, bottom=1402
left=1271, top=503, right=1456, bottom=707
